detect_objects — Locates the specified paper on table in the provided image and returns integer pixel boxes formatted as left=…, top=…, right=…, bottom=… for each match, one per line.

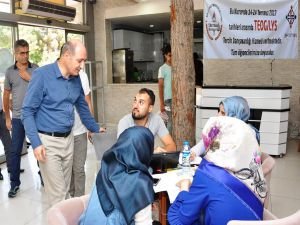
left=152, top=169, right=195, bottom=203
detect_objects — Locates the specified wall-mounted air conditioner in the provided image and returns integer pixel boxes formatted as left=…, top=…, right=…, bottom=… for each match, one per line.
left=22, top=0, right=76, bottom=21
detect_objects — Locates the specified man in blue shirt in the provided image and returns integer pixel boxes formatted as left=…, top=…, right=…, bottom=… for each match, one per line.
left=22, top=40, right=104, bottom=205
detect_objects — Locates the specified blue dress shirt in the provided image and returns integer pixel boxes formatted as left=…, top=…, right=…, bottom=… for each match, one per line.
left=22, top=62, right=99, bottom=149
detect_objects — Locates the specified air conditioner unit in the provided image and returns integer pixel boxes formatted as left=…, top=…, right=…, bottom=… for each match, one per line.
left=22, top=0, right=76, bottom=21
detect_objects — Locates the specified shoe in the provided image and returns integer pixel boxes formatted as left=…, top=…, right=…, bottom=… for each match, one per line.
left=8, top=186, right=19, bottom=198
left=0, top=168, right=3, bottom=180
left=8, top=169, right=25, bottom=173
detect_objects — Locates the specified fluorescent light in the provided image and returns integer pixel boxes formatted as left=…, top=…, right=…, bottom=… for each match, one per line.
left=149, top=24, right=154, bottom=28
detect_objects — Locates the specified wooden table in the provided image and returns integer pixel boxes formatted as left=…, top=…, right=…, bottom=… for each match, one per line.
left=158, top=192, right=169, bottom=225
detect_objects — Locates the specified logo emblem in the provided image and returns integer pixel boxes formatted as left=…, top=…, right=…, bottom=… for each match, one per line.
left=286, top=5, right=297, bottom=29
left=205, top=4, right=223, bottom=40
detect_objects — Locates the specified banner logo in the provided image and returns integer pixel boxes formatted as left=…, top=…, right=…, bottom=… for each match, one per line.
left=286, top=5, right=297, bottom=28
left=205, top=4, right=223, bottom=40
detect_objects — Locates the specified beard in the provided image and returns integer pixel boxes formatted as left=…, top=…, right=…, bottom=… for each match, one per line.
left=132, top=111, right=147, bottom=120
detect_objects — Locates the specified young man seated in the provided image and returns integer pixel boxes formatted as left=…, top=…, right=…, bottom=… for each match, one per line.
left=117, top=88, right=176, bottom=153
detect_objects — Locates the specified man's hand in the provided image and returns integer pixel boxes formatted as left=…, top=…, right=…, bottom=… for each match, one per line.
left=154, top=146, right=167, bottom=153
left=5, top=117, right=12, bottom=131
left=17, top=66, right=31, bottom=81
left=34, top=145, right=46, bottom=162
left=88, top=131, right=93, bottom=143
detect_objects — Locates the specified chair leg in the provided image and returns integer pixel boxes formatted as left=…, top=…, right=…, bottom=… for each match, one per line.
left=298, top=140, right=300, bottom=152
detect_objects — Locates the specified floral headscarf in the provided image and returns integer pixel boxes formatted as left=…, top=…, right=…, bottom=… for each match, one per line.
left=202, top=116, right=267, bottom=202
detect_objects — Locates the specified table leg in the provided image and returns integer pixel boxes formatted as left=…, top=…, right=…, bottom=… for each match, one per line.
left=159, top=192, right=168, bottom=225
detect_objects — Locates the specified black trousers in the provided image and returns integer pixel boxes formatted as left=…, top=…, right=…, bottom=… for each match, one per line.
left=0, top=111, right=12, bottom=170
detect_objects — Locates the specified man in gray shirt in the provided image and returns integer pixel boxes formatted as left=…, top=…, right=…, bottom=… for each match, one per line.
left=118, top=88, right=176, bottom=153
left=3, top=39, right=39, bottom=198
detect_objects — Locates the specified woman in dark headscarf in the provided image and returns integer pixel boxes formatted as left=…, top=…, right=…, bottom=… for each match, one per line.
left=79, top=126, right=155, bottom=225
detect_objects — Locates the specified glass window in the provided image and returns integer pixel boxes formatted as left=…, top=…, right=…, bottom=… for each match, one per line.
left=0, top=25, right=14, bottom=88
left=67, top=32, right=84, bottom=42
left=0, top=24, right=13, bottom=161
left=18, top=25, right=66, bottom=66
left=0, top=0, right=11, bottom=13
left=67, top=0, right=83, bottom=25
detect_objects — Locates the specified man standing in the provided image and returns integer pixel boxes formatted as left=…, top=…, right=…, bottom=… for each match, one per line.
left=3, top=39, right=39, bottom=198
left=22, top=40, right=104, bottom=205
left=158, top=44, right=172, bottom=133
left=118, top=88, right=176, bottom=153
left=69, top=70, right=93, bottom=197
left=0, top=87, right=12, bottom=181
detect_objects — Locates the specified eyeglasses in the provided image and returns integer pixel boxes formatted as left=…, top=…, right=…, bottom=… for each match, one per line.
left=17, top=51, right=30, bottom=55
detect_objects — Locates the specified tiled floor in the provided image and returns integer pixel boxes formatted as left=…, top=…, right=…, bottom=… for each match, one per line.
left=0, top=139, right=299, bottom=225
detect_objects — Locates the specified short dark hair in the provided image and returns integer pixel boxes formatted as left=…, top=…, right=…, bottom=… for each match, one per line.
left=139, top=88, right=155, bottom=105
left=14, top=39, right=29, bottom=50
left=161, top=43, right=171, bottom=56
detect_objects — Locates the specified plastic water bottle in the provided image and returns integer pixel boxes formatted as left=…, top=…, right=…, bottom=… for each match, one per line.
left=182, top=141, right=191, bottom=174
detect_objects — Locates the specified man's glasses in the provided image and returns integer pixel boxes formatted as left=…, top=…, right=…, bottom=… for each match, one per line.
left=17, top=51, right=30, bottom=55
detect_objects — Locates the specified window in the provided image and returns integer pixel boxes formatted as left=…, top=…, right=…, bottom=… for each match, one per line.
left=0, top=24, right=14, bottom=86
left=67, top=0, right=84, bottom=25
left=18, top=25, right=65, bottom=66
left=0, top=0, right=11, bottom=13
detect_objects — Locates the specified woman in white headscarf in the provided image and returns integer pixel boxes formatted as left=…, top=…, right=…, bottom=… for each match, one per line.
left=168, top=116, right=267, bottom=225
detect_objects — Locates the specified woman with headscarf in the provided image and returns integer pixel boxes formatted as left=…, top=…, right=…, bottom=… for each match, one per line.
left=79, top=126, right=155, bottom=225
left=191, top=96, right=259, bottom=159
left=168, top=116, right=267, bottom=225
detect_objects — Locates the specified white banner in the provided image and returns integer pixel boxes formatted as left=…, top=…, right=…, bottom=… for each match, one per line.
left=204, top=0, right=298, bottom=59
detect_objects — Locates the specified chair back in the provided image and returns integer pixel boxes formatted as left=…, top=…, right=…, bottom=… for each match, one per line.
left=47, top=195, right=89, bottom=225
left=261, top=153, right=276, bottom=209
left=227, top=209, right=300, bottom=225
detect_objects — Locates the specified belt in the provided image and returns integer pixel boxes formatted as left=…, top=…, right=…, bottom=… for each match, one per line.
left=38, top=130, right=71, bottom=138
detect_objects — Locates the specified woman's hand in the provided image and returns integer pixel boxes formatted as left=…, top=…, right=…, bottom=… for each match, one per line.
left=190, top=151, right=196, bottom=161
left=176, top=179, right=191, bottom=191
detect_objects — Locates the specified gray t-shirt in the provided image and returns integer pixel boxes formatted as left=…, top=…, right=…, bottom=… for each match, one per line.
left=4, top=62, right=39, bottom=119
left=117, top=112, right=169, bottom=138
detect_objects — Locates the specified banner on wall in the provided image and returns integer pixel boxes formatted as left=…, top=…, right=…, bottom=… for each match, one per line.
left=204, top=0, right=298, bottom=59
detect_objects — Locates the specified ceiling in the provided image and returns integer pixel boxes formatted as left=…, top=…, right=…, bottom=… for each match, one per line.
left=110, top=10, right=203, bottom=33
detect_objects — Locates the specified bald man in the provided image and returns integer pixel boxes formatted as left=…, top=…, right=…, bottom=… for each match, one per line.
left=22, top=40, right=104, bottom=205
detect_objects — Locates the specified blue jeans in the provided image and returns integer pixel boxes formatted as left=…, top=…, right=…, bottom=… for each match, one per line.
left=9, top=118, right=25, bottom=188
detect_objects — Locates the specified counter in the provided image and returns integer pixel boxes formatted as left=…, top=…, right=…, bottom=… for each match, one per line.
left=196, top=85, right=292, bottom=156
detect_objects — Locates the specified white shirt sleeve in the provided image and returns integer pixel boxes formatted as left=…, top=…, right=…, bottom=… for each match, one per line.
left=79, top=71, right=91, bottom=96
left=134, top=204, right=152, bottom=225
left=191, top=140, right=205, bottom=156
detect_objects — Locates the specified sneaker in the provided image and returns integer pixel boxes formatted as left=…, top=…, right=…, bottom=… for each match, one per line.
left=8, top=186, right=20, bottom=198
